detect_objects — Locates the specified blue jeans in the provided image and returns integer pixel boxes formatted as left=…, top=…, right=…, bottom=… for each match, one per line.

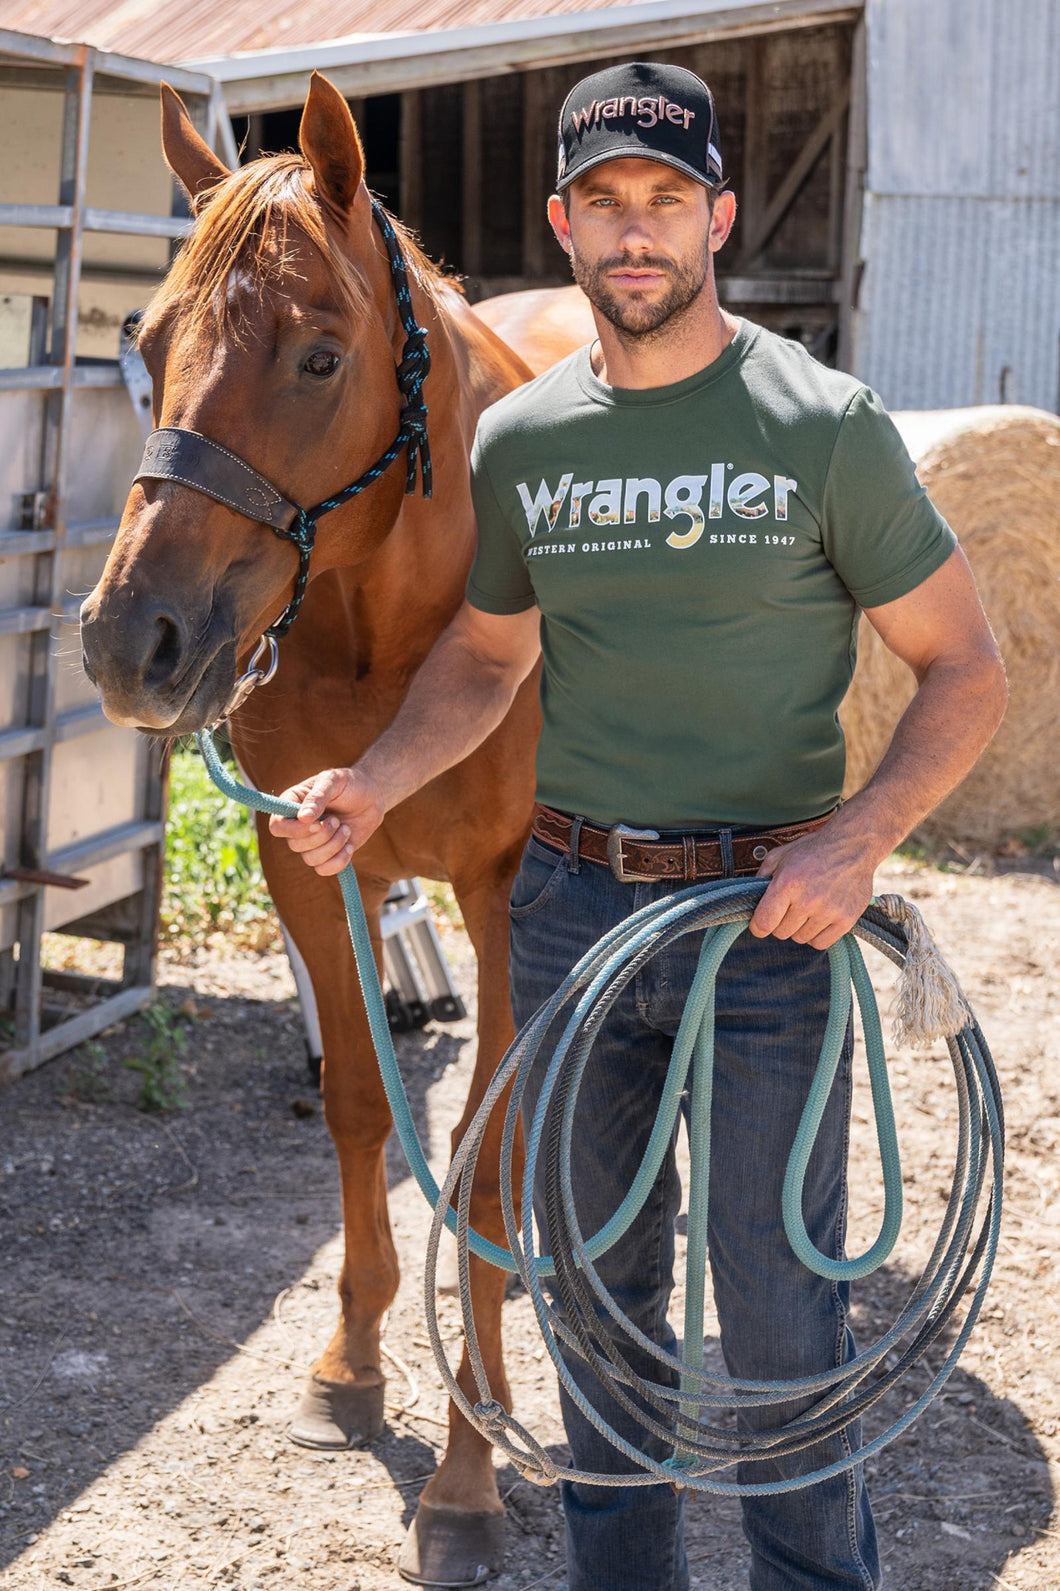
left=509, top=835, right=882, bottom=1591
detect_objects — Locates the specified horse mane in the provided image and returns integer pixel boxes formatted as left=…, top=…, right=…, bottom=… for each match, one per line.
left=152, top=151, right=446, bottom=341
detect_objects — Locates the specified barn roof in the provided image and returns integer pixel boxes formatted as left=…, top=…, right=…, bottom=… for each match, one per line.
left=0, top=0, right=857, bottom=99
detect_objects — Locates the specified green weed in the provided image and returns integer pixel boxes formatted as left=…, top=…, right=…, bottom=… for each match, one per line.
left=123, top=1003, right=188, bottom=1112
left=164, top=745, right=279, bottom=954
left=68, top=1039, right=112, bottom=1103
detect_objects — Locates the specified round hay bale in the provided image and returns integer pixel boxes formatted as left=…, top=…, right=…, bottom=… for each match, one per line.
left=839, top=405, right=1060, bottom=847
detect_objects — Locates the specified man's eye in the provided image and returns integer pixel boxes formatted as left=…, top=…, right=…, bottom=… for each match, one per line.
left=303, top=349, right=341, bottom=378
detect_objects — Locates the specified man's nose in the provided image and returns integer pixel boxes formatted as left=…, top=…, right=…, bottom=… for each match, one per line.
left=617, top=216, right=656, bottom=252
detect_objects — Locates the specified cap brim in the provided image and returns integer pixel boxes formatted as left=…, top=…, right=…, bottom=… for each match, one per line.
left=557, top=147, right=723, bottom=193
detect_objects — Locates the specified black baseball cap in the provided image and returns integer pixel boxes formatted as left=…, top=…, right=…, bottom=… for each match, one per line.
left=556, top=61, right=724, bottom=193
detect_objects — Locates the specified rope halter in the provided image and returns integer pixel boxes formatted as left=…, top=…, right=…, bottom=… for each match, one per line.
left=132, top=199, right=433, bottom=718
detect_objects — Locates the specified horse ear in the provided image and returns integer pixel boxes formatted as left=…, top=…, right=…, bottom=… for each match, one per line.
left=299, top=72, right=366, bottom=217
left=160, top=83, right=230, bottom=207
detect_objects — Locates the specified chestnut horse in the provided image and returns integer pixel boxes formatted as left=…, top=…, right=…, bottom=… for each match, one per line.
left=474, top=284, right=594, bottom=377
left=81, top=74, right=539, bottom=1586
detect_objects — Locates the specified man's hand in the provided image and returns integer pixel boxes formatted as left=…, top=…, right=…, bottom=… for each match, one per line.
left=750, top=548, right=1007, bottom=952
left=748, top=819, right=880, bottom=951
left=267, top=765, right=385, bottom=877
left=266, top=600, right=541, bottom=881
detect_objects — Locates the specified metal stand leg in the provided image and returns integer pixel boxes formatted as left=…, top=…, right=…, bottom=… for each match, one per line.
left=380, top=880, right=466, bottom=1029
left=280, top=878, right=466, bottom=1081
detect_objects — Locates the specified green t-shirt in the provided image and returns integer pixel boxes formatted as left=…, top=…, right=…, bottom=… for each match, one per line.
left=466, top=320, right=956, bottom=828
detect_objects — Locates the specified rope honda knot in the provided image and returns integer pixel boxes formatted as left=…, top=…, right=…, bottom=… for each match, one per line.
left=397, top=326, right=431, bottom=393
left=289, top=507, right=318, bottom=552
left=473, top=1397, right=508, bottom=1431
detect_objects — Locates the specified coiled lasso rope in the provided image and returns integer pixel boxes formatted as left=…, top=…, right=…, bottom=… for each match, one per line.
left=197, top=730, right=1004, bottom=1495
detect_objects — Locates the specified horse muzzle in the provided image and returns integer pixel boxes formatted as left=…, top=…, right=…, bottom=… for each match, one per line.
left=80, top=587, right=239, bottom=733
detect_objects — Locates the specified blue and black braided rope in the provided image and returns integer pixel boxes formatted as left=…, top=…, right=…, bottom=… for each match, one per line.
left=265, top=200, right=433, bottom=640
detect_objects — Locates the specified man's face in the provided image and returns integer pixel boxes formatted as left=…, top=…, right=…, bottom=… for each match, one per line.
left=550, top=159, right=732, bottom=339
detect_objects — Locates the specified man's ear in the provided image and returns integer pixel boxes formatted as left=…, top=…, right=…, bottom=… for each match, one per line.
left=708, top=189, right=738, bottom=253
left=299, top=72, right=366, bottom=217
left=160, top=83, right=230, bottom=207
left=548, top=193, right=573, bottom=256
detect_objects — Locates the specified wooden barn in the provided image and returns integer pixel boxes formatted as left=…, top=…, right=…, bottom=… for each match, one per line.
left=1, top=0, right=1055, bottom=402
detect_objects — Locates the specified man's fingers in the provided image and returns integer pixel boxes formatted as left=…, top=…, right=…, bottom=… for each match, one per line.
left=269, top=813, right=321, bottom=840
left=762, top=902, right=814, bottom=941
left=311, top=841, right=355, bottom=878
left=296, top=770, right=348, bottom=823
left=754, top=843, right=786, bottom=880
left=748, top=875, right=792, bottom=937
left=291, top=823, right=352, bottom=870
left=270, top=812, right=340, bottom=849
left=268, top=772, right=345, bottom=835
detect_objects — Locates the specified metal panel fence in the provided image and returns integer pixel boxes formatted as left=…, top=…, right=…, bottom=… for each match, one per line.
left=0, top=31, right=228, bottom=1081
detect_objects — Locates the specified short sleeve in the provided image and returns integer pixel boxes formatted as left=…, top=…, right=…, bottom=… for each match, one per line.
left=821, top=387, right=957, bottom=608
left=465, top=433, right=536, bottom=614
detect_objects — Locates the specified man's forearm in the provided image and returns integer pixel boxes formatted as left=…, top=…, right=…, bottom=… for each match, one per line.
left=357, top=626, right=530, bottom=813
left=833, top=651, right=1008, bottom=860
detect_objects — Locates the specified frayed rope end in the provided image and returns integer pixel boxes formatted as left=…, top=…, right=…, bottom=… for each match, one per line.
left=874, top=893, right=971, bottom=1048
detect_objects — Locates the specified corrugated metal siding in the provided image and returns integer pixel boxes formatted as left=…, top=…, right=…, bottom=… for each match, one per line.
left=866, top=0, right=1060, bottom=199
left=854, top=193, right=1060, bottom=410
left=855, top=0, right=1060, bottom=409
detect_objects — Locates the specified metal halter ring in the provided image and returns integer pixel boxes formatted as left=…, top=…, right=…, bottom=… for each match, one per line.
left=218, top=633, right=279, bottom=722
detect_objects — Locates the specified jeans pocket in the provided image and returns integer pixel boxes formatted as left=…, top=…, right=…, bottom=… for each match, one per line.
left=509, top=837, right=570, bottom=919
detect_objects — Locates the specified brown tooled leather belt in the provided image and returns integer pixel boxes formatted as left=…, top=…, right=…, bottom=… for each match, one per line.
left=530, top=804, right=835, bottom=883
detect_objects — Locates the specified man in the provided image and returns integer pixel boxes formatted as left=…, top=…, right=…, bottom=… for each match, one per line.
left=270, top=61, right=1006, bottom=1591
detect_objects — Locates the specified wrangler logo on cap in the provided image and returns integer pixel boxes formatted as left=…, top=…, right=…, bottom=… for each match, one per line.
left=570, top=95, right=696, bottom=134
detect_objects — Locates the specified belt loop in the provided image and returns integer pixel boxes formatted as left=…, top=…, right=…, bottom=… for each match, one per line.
left=718, top=827, right=735, bottom=878
left=567, top=815, right=584, bottom=874
left=682, top=835, right=695, bottom=882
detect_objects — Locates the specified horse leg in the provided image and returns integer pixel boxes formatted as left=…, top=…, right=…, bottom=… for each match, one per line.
left=259, top=836, right=397, bottom=1449
left=400, top=873, right=523, bottom=1587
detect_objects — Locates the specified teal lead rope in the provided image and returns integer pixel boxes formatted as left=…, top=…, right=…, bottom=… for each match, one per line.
left=197, top=729, right=1004, bottom=1494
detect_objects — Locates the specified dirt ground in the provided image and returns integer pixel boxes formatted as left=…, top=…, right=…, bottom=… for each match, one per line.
left=1, top=854, right=1058, bottom=1591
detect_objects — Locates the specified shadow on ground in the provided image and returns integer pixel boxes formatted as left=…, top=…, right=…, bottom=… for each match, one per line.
left=0, top=971, right=471, bottom=1572
left=0, top=969, right=1054, bottom=1590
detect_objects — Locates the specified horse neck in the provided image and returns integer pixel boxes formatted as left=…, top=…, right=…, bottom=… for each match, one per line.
left=321, top=238, right=523, bottom=671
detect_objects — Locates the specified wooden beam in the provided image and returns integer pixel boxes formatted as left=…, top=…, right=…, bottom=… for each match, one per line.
left=216, top=5, right=863, bottom=116
left=462, top=78, right=483, bottom=277
left=826, top=27, right=846, bottom=271
left=733, top=76, right=852, bottom=270
left=399, top=89, right=423, bottom=233
left=837, top=17, right=866, bottom=373
left=521, top=69, right=550, bottom=278
left=740, top=36, right=768, bottom=256
left=244, top=112, right=264, bottom=159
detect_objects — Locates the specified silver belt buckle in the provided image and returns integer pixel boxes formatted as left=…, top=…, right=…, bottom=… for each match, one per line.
left=606, top=822, right=661, bottom=882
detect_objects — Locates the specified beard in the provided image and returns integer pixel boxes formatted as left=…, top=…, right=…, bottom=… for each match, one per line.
left=570, top=242, right=711, bottom=341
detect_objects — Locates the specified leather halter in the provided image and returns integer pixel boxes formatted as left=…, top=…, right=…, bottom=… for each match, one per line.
left=133, top=200, right=433, bottom=713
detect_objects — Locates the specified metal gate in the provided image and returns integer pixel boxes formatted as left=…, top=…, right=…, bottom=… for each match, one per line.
left=0, top=30, right=232, bottom=1082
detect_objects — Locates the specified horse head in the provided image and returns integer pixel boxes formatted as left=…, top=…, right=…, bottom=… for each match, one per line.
left=81, top=73, right=434, bottom=732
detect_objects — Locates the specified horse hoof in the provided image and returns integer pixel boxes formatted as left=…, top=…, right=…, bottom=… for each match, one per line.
left=288, top=1376, right=385, bottom=1449
left=397, top=1500, right=505, bottom=1586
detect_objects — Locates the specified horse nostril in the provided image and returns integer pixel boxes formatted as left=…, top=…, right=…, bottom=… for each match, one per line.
left=143, top=607, right=190, bottom=687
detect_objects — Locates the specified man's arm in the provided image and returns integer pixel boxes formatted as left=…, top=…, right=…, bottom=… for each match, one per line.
left=749, top=547, right=1008, bottom=949
left=268, top=601, right=541, bottom=875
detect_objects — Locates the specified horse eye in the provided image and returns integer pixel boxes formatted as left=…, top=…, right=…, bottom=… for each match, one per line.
left=303, top=349, right=341, bottom=378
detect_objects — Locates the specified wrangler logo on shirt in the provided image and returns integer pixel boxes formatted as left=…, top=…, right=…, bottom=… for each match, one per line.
left=515, top=469, right=799, bottom=550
